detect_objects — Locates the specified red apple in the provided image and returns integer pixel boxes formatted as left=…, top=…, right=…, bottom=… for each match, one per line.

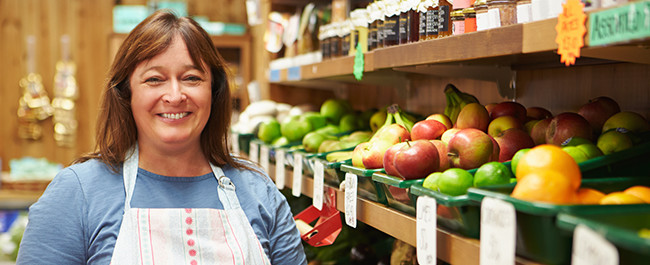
left=546, top=112, right=594, bottom=146
left=412, top=119, right=447, bottom=140
left=488, top=135, right=501, bottom=162
left=426, top=113, right=453, bottom=130
left=530, top=118, right=552, bottom=145
left=429, top=139, right=450, bottom=171
left=490, top=101, right=527, bottom=124
left=526, top=106, right=553, bottom=121
left=455, top=103, right=490, bottom=132
left=376, top=123, right=411, bottom=143
left=447, top=128, right=494, bottom=170
left=494, top=128, right=535, bottom=162
left=361, top=140, right=396, bottom=169
left=485, top=103, right=498, bottom=117
left=487, top=115, right=523, bottom=137
left=383, top=142, right=409, bottom=176
left=441, top=128, right=461, bottom=144
left=394, top=140, right=440, bottom=180
left=578, top=96, right=620, bottom=135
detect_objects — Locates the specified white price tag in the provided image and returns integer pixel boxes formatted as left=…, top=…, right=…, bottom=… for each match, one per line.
left=416, top=196, right=437, bottom=265
left=344, top=173, right=358, bottom=228
left=572, top=224, right=619, bottom=265
left=487, top=8, right=501, bottom=29
left=249, top=142, right=259, bottom=163
left=292, top=153, right=303, bottom=197
left=275, top=149, right=286, bottom=189
left=480, top=197, right=516, bottom=265
left=231, top=133, right=240, bottom=155
left=312, top=161, right=325, bottom=210
left=260, top=145, right=270, bottom=174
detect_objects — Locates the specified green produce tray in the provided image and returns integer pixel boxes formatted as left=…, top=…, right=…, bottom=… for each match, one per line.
left=372, top=173, right=423, bottom=216
left=410, top=183, right=481, bottom=239
left=267, top=142, right=302, bottom=165
left=310, top=157, right=352, bottom=187
left=578, top=140, right=650, bottom=178
left=293, top=147, right=355, bottom=176
left=340, top=164, right=388, bottom=205
left=232, top=132, right=254, bottom=154
left=467, top=177, right=650, bottom=265
left=556, top=208, right=650, bottom=265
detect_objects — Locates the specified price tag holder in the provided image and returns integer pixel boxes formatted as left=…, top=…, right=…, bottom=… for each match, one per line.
left=480, top=197, right=516, bottom=265
left=313, top=161, right=325, bottom=210
left=416, top=196, right=437, bottom=265
left=231, top=133, right=240, bottom=155
left=249, top=142, right=259, bottom=163
left=292, top=153, right=303, bottom=197
left=275, top=149, right=286, bottom=189
left=571, top=224, right=619, bottom=265
left=344, top=173, right=358, bottom=228
left=260, top=145, right=270, bottom=174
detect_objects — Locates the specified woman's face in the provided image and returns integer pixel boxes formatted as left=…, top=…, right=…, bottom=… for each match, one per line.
left=129, top=35, right=212, bottom=151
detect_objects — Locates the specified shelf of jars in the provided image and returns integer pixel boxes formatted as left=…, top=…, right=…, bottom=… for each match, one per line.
left=264, top=162, right=542, bottom=265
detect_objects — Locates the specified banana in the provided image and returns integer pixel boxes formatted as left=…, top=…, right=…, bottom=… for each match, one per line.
left=369, top=109, right=395, bottom=142
left=389, top=104, right=414, bottom=133
left=444, top=84, right=480, bottom=124
left=325, top=151, right=353, bottom=162
left=444, top=91, right=461, bottom=124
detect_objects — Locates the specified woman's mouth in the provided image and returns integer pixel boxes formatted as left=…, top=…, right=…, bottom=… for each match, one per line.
left=159, top=112, right=190, bottom=120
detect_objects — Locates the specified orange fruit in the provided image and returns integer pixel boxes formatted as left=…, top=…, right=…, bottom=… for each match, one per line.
left=515, top=144, right=581, bottom=190
left=623, top=186, right=650, bottom=203
left=575, top=188, right=606, bottom=204
left=600, top=192, right=646, bottom=205
left=511, top=170, right=576, bottom=204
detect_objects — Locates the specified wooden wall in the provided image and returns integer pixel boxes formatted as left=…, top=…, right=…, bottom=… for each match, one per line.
left=0, top=0, right=249, bottom=170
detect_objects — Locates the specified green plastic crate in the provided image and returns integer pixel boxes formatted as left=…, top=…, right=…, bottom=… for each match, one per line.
left=232, top=132, right=254, bottom=155
left=309, top=158, right=351, bottom=187
left=340, top=164, right=388, bottom=205
left=372, top=173, right=423, bottom=216
left=578, top=140, right=650, bottom=178
left=467, top=177, right=650, bottom=265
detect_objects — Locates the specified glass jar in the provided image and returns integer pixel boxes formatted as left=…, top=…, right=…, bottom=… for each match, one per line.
left=383, top=0, right=401, bottom=47
left=407, top=0, right=420, bottom=43
left=487, top=0, right=517, bottom=28
left=376, top=0, right=386, bottom=49
left=463, top=7, right=477, bottom=33
left=516, top=0, right=531, bottom=24
left=425, top=2, right=439, bottom=40
left=330, top=22, right=342, bottom=58
left=319, top=24, right=331, bottom=60
left=437, top=0, right=453, bottom=38
left=451, top=9, right=465, bottom=35
left=341, top=20, right=352, bottom=56
left=350, top=8, right=369, bottom=54
left=418, top=0, right=432, bottom=41
left=475, top=0, right=489, bottom=31
left=399, top=0, right=410, bottom=44
left=367, top=2, right=379, bottom=51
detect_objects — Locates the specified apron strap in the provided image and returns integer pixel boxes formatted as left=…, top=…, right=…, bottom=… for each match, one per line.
left=122, top=145, right=139, bottom=212
left=211, top=164, right=242, bottom=210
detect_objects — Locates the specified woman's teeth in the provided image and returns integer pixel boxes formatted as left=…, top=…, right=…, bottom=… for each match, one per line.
left=161, top=112, right=188, bottom=120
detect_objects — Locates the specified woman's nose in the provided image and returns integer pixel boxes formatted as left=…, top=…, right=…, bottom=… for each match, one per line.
left=162, top=79, right=187, bottom=104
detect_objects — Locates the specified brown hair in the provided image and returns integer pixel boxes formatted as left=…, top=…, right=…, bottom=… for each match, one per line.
left=76, top=10, right=254, bottom=173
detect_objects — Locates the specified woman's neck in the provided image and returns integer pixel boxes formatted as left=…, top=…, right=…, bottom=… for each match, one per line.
left=137, top=143, right=212, bottom=177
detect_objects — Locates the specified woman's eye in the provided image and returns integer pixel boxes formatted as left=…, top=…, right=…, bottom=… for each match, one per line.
left=145, top=77, right=164, bottom=85
left=184, top=76, right=203, bottom=84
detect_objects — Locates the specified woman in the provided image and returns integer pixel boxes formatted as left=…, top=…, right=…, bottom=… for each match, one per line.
left=17, top=11, right=306, bottom=265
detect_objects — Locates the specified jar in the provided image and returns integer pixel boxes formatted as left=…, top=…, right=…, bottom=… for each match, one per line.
left=516, top=0, right=531, bottom=24
left=341, top=20, right=353, bottom=56
left=437, top=0, right=453, bottom=38
left=418, top=0, right=432, bottom=41
left=451, top=9, right=465, bottom=35
left=425, top=2, right=439, bottom=40
left=399, top=0, right=410, bottom=44
left=463, top=7, right=477, bottom=33
left=383, top=0, right=401, bottom=47
left=475, top=0, right=489, bottom=31
left=407, top=0, right=420, bottom=43
left=350, top=8, right=369, bottom=54
left=330, top=22, right=342, bottom=58
left=367, top=2, right=379, bottom=51
left=319, top=24, right=331, bottom=60
left=487, top=0, right=517, bottom=28
left=454, top=0, right=473, bottom=9
left=376, top=0, right=386, bottom=49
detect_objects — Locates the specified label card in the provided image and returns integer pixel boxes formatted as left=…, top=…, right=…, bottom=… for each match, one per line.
left=572, top=224, right=619, bottom=265
left=313, top=161, right=325, bottom=210
left=249, top=142, right=259, bottom=163
left=344, top=173, right=358, bottom=228
left=260, top=145, right=270, bottom=174
left=480, top=197, right=516, bottom=265
left=416, top=196, right=437, bottom=265
left=589, top=1, right=650, bottom=46
left=292, top=153, right=303, bottom=197
left=275, top=149, right=286, bottom=189
left=230, top=133, right=240, bottom=155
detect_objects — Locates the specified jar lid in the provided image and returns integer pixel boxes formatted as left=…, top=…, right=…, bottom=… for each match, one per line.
left=462, top=7, right=476, bottom=14
left=451, top=10, right=464, bottom=17
left=487, top=0, right=516, bottom=3
left=475, top=0, right=487, bottom=4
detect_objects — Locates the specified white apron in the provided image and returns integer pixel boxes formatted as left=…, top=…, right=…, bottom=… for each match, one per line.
left=110, top=147, right=272, bottom=265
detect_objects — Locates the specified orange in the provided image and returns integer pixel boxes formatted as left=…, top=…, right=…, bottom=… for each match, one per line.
left=511, top=170, right=576, bottom=204
left=575, top=188, right=606, bottom=204
left=515, top=144, right=581, bottom=190
left=623, top=186, right=650, bottom=203
left=600, top=192, right=646, bottom=205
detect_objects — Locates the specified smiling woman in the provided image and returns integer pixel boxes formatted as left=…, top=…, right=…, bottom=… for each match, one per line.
left=16, top=10, right=307, bottom=265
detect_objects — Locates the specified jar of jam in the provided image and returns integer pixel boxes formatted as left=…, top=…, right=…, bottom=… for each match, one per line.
left=383, top=0, right=401, bottom=47
left=319, top=24, right=331, bottom=60
left=425, top=1, right=439, bottom=40
left=451, top=9, right=465, bottom=35
left=418, top=0, right=433, bottom=41
left=329, top=22, right=342, bottom=58
left=437, top=0, right=453, bottom=38
left=463, top=7, right=477, bottom=33
left=398, top=0, right=410, bottom=44
left=475, top=0, right=489, bottom=31
left=341, top=20, right=353, bottom=56
left=376, top=0, right=386, bottom=49
left=516, top=0, right=531, bottom=24
left=488, top=0, right=517, bottom=28
left=367, top=2, right=379, bottom=51
left=407, top=0, right=420, bottom=43
left=350, top=8, right=369, bottom=54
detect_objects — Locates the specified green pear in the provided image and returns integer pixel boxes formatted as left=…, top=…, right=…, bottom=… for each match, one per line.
left=576, top=143, right=603, bottom=159
left=281, top=117, right=313, bottom=142
left=303, top=132, right=337, bottom=153
left=339, top=113, right=362, bottom=132
left=318, top=140, right=341, bottom=153
left=320, top=99, right=352, bottom=124
left=257, top=119, right=281, bottom=144
left=302, top=112, right=328, bottom=130
left=315, top=124, right=341, bottom=135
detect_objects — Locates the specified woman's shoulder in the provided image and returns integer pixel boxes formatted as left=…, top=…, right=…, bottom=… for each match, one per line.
left=58, top=159, right=123, bottom=191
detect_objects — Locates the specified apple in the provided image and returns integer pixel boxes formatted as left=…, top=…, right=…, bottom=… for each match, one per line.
left=490, top=101, right=527, bottom=123
left=576, top=143, right=603, bottom=159
left=524, top=120, right=540, bottom=135
left=383, top=142, right=409, bottom=176
left=352, top=142, right=369, bottom=168
left=487, top=115, right=523, bottom=137
left=369, top=110, right=387, bottom=132
left=562, top=146, right=590, bottom=164
left=578, top=96, right=620, bottom=135
left=441, top=128, right=461, bottom=144
left=447, top=128, right=494, bottom=170
left=429, top=139, right=450, bottom=171
left=485, top=103, right=498, bottom=116
left=377, top=124, right=412, bottom=143
left=597, top=130, right=633, bottom=155
left=488, top=135, right=501, bottom=162
left=602, top=111, right=650, bottom=133
left=455, top=103, right=490, bottom=132
left=425, top=113, right=453, bottom=130
left=361, top=140, right=396, bottom=169
left=394, top=140, right=441, bottom=180
left=526, top=106, right=553, bottom=121
left=411, top=119, right=447, bottom=140
left=530, top=118, right=552, bottom=145
left=494, top=128, right=535, bottom=162
left=546, top=112, right=594, bottom=146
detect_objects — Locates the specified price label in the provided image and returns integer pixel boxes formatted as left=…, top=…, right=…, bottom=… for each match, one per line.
left=480, top=197, right=516, bottom=265
left=231, top=133, right=240, bottom=155
left=344, top=173, right=358, bottom=228
left=416, top=196, right=437, bottom=265
left=275, top=149, right=286, bottom=189
left=260, top=145, right=270, bottom=174
left=572, top=224, right=619, bottom=265
left=313, top=161, right=325, bottom=210
left=249, top=142, right=259, bottom=163
left=487, top=8, right=501, bottom=29
left=292, top=153, right=303, bottom=197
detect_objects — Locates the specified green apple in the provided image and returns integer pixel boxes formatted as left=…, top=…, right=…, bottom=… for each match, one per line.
left=281, top=117, right=313, bottom=142
left=602, top=111, right=650, bottom=134
left=303, top=132, right=337, bottom=153
left=339, top=113, right=362, bottom=132
left=257, top=119, right=281, bottom=144
left=271, top=136, right=290, bottom=147
left=562, top=146, right=590, bottom=164
left=561, top=136, right=593, bottom=146
left=597, top=130, right=633, bottom=155
left=320, top=99, right=351, bottom=124
left=302, top=112, right=328, bottom=130
left=315, top=124, right=341, bottom=135
left=576, top=143, right=603, bottom=159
